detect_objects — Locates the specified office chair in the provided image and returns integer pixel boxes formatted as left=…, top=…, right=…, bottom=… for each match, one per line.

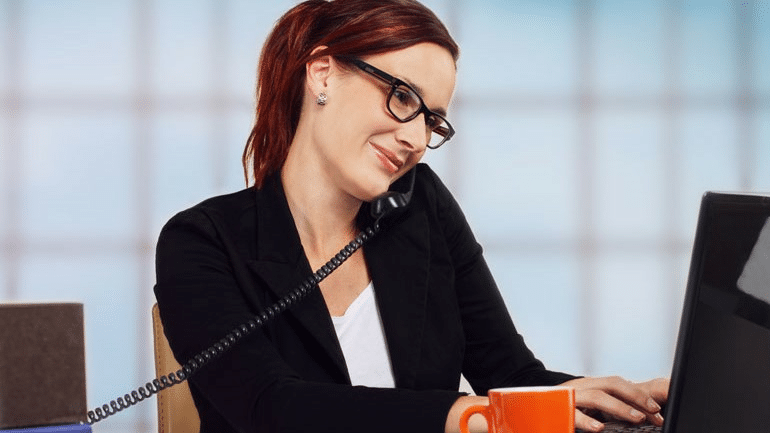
left=152, top=303, right=200, bottom=433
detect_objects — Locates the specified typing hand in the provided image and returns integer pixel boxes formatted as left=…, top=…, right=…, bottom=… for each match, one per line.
left=561, top=377, right=669, bottom=432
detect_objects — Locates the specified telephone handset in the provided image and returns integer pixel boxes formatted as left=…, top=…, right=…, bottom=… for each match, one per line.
left=370, top=164, right=415, bottom=228
left=86, top=168, right=417, bottom=425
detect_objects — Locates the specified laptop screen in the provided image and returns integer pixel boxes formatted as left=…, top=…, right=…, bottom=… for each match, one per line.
left=666, top=193, right=770, bottom=433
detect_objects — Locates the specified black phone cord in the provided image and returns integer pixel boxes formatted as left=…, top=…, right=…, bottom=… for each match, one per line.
left=86, top=225, right=379, bottom=425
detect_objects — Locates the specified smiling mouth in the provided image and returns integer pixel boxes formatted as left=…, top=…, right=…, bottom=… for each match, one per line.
left=371, top=143, right=404, bottom=174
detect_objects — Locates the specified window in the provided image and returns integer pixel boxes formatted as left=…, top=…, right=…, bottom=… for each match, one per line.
left=2, top=0, right=768, bottom=430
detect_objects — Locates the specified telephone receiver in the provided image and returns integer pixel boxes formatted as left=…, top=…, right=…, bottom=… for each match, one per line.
left=86, top=168, right=416, bottom=424
left=370, top=166, right=415, bottom=227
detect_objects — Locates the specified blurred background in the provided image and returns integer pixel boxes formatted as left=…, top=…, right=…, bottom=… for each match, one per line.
left=1, top=0, right=769, bottom=431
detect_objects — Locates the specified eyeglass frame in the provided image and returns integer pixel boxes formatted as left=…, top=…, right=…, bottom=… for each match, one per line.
left=343, top=57, right=455, bottom=149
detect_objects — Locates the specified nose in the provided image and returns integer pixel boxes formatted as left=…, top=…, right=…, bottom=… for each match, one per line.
left=394, top=112, right=430, bottom=151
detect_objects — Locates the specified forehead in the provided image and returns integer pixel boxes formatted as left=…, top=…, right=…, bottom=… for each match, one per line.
left=361, top=43, right=456, bottom=111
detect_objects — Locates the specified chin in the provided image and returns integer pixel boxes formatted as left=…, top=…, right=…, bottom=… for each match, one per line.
left=360, top=186, right=390, bottom=203
left=355, top=177, right=392, bottom=203
left=351, top=164, right=409, bottom=203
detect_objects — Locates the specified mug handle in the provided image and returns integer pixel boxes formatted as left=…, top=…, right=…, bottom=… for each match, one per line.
left=459, top=404, right=490, bottom=433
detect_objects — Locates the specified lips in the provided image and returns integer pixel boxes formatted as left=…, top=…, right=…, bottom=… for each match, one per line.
left=370, top=143, right=404, bottom=174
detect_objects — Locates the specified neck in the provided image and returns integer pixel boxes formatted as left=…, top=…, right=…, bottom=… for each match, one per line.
left=281, top=143, right=362, bottom=257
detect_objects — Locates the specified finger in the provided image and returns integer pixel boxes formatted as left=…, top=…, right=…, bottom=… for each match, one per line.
left=600, top=376, right=662, bottom=415
left=575, top=389, right=647, bottom=424
left=643, top=378, right=670, bottom=404
left=575, top=409, right=605, bottom=432
left=646, top=411, right=665, bottom=427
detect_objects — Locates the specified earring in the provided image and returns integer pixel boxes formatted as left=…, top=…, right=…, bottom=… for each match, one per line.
left=316, top=92, right=327, bottom=106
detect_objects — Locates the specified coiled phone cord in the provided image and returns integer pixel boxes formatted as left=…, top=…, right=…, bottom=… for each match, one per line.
left=86, top=225, right=380, bottom=425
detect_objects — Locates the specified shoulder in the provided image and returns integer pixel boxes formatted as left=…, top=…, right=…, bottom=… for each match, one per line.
left=159, top=187, right=256, bottom=240
left=185, top=187, right=255, bottom=220
left=409, top=163, right=482, bottom=257
left=410, top=163, right=465, bottom=221
left=411, top=163, right=454, bottom=206
left=413, top=162, right=442, bottom=191
left=155, top=187, right=260, bottom=281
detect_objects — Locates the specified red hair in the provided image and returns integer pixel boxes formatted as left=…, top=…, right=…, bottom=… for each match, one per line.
left=242, top=0, right=460, bottom=187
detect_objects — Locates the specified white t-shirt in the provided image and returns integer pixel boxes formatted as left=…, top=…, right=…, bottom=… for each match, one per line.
left=331, top=282, right=396, bottom=388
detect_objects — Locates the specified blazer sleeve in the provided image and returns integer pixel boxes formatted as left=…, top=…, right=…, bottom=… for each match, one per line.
left=154, top=207, right=464, bottom=433
left=421, top=166, right=577, bottom=393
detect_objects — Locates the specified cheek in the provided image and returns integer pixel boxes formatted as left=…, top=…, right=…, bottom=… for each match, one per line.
left=406, top=149, right=427, bottom=167
left=338, top=84, right=392, bottom=131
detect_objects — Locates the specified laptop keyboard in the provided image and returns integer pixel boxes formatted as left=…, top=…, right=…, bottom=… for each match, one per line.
left=577, top=423, right=662, bottom=433
left=603, top=424, right=661, bottom=432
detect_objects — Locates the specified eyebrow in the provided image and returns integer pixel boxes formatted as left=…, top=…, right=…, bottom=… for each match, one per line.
left=399, top=77, right=448, bottom=117
left=355, top=58, right=450, bottom=118
left=402, top=78, right=424, bottom=97
left=431, top=106, right=448, bottom=118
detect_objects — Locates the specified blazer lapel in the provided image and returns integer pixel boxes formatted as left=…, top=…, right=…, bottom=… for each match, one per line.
left=366, top=212, right=431, bottom=389
left=245, top=175, right=350, bottom=383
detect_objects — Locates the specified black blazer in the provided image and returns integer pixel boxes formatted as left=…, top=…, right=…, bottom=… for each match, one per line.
left=154, top=163, right=574, bottom=433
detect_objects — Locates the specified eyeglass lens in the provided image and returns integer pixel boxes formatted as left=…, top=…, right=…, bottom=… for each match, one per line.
left=388, top=84, right=451, bottom=149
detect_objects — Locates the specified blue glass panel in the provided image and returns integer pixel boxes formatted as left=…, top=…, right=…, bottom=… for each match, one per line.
left=151, top=112, right=218, bottom=235
left=224, top=0, right=453, bottom=97
left=668, top=250, right=694, bottom=347
left=20, top=113, right=134, bottom=241
left=677, top=109, right=740, bottom=235
left=0, top=2, right=10, bottom=95
left=460, top=108, right=578, bottom=244
left=0, top=261, right=6, bottom=300
left=457, top=0, right=576, bottom=96
left=594, top=252, right=671, bottom=380
left=151, top=0, right=215, bottom=96
left=757, top=110, right=770, bottom=190
left=225, top=0, right=302, bottom=98
left=485, top=251, right=582, bottom=374
left=594, top=0, right=665, bottom=96
left=757, top=3, right=770, bottom=93
left=17, top=254, right=140, bottom=421
left=0, top=117, right=7, bottom=239
left=420, top=106, right=467, bottom=194
left=21, top=0, right=133, bottom=98
left=595, top=110, right=665, bottom=241
left=678, top=1, right=737, bottom=96
left=150, top=110, right=257, bottom=234
left=418, top=0, right=454, bottom=31
left=222, top=111, right=257, bottom=192
left=420, top=138, right=458, bottom=191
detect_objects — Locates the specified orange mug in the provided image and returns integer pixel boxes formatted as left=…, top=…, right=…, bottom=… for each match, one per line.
left=459, top=386, right=575, bottom=433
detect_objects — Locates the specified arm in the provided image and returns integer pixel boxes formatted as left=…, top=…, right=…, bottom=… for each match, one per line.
left=418, top=168, right=668, bottom=432
left=445, top=396, right=490, bottom=433
left=421, top=165, right=575, bottom=392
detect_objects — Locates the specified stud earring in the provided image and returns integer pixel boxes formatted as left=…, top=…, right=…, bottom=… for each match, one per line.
left=316, top=92, right=327, bottom=106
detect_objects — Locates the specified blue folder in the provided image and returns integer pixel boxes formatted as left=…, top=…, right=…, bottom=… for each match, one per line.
left=0, top=425, right=91, bottom=433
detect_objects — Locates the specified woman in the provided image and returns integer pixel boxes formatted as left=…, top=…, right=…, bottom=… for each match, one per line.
left=154, top=0, right=668, bottom=432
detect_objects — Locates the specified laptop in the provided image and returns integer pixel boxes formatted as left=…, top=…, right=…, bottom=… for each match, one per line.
left=592, top=191, right=770, bottom=433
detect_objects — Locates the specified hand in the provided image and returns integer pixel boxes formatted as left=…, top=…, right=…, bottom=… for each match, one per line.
left=445, top=395, right=489, bottom=433
left=561, top=376, right=669, bottom=432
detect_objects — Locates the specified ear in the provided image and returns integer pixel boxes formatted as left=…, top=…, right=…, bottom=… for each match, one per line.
left=305, top=46, right=333, bottom=97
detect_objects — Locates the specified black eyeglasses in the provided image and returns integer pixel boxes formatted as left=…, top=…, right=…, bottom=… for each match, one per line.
left=347, top=58, right=454, bottom=149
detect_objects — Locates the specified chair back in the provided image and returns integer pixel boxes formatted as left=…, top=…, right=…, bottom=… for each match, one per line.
left=152, top=303, right=201, bottom=433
